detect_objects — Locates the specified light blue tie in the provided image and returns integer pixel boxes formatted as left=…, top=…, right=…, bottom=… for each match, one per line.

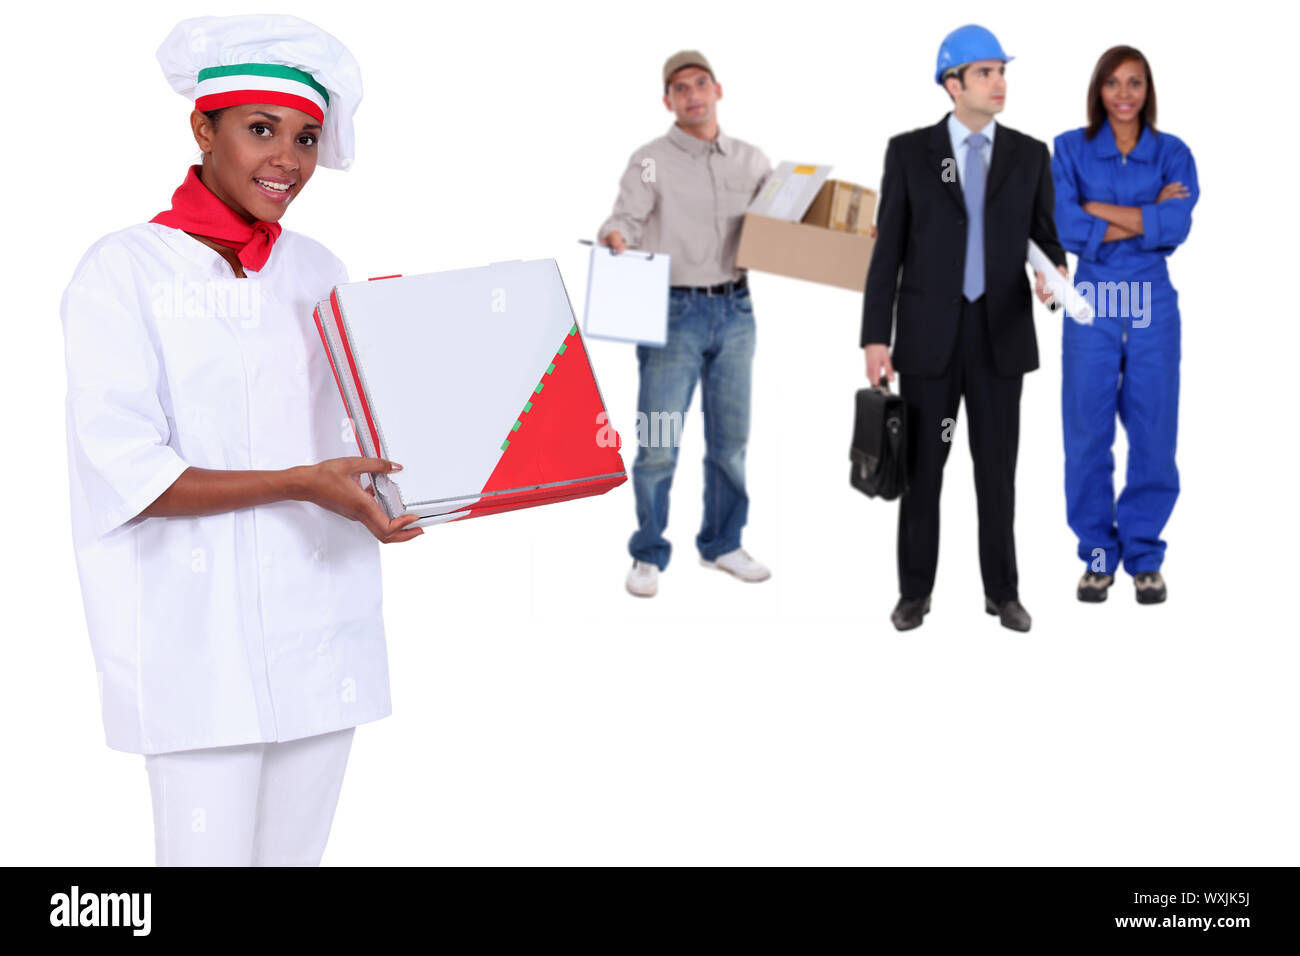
left=962, top=132, right=988, bottom=301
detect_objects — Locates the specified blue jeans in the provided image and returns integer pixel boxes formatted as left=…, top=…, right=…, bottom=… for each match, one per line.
left=628, top=286, right=756, bottom=569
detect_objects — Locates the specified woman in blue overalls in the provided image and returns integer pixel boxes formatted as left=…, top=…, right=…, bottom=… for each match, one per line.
left=1051, top=46, right=1198, bottom=604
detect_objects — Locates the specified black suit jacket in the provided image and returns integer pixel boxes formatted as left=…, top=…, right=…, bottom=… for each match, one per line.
left=860, top=114, right=1067, bottom=378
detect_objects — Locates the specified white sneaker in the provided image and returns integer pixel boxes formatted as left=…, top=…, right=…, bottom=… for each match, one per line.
left=625, top=560, right=659, bottom=597
left=700, top=547, right=771, bottom=583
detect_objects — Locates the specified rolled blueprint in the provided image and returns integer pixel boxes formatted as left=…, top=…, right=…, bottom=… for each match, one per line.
left=1028, top=240, right=1093, bottom=325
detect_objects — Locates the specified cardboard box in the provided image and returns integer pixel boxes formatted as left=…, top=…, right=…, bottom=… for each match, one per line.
left=737, top=179, right=877, bottom=291
left=828, top=181, right=875, bottom=236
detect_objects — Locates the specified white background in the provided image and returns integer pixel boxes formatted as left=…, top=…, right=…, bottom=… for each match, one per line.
left=3, top=0, right=1296, bottom=865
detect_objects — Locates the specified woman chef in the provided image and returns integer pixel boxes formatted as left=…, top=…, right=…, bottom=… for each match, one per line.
left=1051, top=46, right=1198, bottom=606
left=59, top=14, right=422, bottom=865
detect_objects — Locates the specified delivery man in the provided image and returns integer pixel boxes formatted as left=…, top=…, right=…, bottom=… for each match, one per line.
left=861, top=25, right=1068, bottom=632
left=598, top=51, right=773, bottom=598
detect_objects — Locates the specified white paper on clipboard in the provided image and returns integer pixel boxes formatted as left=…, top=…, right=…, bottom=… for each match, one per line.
left=581, top=244, right=672, bottom=347
left=747, top=161, right=833, bottom=222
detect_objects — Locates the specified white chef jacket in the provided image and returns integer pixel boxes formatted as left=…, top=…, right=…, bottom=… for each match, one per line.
left=60, top=221, right=392, bottom=755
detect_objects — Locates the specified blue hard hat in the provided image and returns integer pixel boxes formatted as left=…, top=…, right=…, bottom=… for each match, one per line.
left=935, top=24, right=1013, bottom=85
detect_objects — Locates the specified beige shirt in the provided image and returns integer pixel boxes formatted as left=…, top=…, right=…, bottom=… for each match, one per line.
left=598, top=123, right=771, bottom=287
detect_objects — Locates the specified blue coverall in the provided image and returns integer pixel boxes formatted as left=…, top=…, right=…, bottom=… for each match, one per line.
left=1051, top=123, right=1198, bottom=577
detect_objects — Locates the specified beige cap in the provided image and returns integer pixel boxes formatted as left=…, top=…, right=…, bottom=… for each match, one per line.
left=662, top=50, right=714, bottom=91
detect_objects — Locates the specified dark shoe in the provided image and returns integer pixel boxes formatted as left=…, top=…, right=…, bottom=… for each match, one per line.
left=891, top=596, right=931, bottom=631
left=1134, top=571, right=1167, bottom=604
left=1077, top=571, right=1115, bottom=603
left=985, top=597, right=1032, bottom=632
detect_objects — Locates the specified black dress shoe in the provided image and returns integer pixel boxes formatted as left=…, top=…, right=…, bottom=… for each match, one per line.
left=985, top=597, right=1032, bottom=632
left=1134, top=571, right=1167, bottom=604
left=1077, top=571, right=1115, bottom=602
left=891, top=596, right=931, bottom=631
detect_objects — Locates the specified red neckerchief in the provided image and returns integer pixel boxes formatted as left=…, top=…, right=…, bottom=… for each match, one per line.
left=151, top=164, right=282, bottom=272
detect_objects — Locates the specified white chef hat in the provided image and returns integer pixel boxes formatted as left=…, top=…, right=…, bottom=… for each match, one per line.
left=156, top=14, right=363, bottom=170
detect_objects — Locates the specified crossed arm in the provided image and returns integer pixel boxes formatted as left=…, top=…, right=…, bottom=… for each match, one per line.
left=1082, top=181, right=1190, bottom=242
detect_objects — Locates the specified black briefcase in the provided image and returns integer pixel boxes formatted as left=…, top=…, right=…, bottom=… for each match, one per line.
left=850, top=381, right=908, bottom=500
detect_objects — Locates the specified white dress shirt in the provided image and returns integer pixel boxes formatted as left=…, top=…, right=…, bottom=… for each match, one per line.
left=947, top=112, right=996, bottom=181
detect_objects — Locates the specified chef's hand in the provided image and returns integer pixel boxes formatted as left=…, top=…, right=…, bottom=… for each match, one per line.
left=864, top=344, right=894, bottom=386
left=601, top=230, right=627, bottom=254
left=1035, top=264, right=1070, bottom=305
left=298, top=457, right=425, bottom=543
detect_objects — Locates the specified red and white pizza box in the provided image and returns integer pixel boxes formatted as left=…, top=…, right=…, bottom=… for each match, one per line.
left=312, top=258, right=627, bottom=527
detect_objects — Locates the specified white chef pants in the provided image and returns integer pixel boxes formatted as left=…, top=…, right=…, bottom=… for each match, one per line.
left=143, top=726, right=355, bottom=866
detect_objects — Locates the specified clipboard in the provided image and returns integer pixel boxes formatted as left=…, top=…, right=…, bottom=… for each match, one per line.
left=580, top=241, right=671, bottom=347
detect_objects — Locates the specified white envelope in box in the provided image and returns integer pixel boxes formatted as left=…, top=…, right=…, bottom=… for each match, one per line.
left=313, top=258, right=627, bottom=527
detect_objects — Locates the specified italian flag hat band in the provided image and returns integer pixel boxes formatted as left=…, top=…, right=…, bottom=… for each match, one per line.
left=195, top=63, right=329, bottom=123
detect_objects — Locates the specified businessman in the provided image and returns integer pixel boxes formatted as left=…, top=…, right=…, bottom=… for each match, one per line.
left=861, top=25, right=1068, bottom=632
